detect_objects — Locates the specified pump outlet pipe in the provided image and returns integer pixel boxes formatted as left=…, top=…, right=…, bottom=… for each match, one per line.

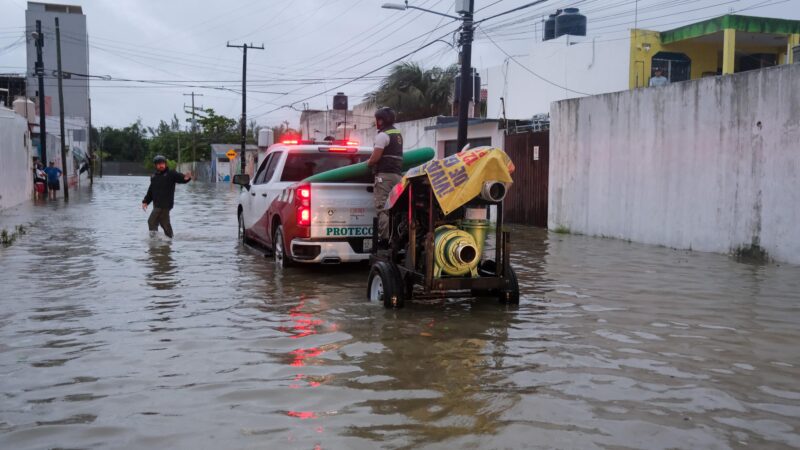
left=433, top=225, right=480, bottom=278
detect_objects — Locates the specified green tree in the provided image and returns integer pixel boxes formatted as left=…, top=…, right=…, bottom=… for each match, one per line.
left=96, top=119, right=149, bottom=162
left=365, top=62, right=458, bottom=122
left=147, top=119, right=188, bottom=164
left=197, top=108, right=238, bottom=143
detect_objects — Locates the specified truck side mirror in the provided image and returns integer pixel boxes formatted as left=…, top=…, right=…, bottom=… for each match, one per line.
left=233, top=174, right=250, bottom=189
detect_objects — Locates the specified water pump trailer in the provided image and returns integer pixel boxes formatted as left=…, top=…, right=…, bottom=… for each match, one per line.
left=368, top=147, right=519, bottom=308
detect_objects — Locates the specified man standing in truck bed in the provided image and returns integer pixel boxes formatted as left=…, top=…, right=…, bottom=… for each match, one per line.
left=366, top=107, right=403, bottom=247
left=141, top=155, right=192, bottom=238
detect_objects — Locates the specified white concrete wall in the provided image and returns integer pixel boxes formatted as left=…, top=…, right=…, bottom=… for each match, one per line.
left=0, top=108, right=33, bottom=210
left=349, top=117, right=504, bottom=159
left=549, top=63, right=800, bottom=264
left=349, top=117, right=439, bottom=153
left=485, top=34, right=630, bottom=119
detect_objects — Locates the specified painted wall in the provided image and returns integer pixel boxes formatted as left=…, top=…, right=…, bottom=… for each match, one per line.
left=0, top=108, right=33, bottom=210
left=549, top=63, right=800, bottom=264
left=485, top=34, right=630, bottom=120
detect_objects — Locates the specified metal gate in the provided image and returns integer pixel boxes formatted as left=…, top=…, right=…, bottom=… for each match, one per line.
left=503, top=130, right=549, bottom=227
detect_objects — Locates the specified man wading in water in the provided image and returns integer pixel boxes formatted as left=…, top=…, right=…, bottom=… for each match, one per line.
left=141, top=155, right=192, bottom=238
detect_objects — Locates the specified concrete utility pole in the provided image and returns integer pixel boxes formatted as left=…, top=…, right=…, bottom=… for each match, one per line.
left=55, top=17, right=68, bottom=200
left=33, top=20, right=47, bottom=164
left=455, top=0, right=475, bottom=155
left=183, top=92, right=203, bottom=173
left=227, top=42, right=264, bottom=174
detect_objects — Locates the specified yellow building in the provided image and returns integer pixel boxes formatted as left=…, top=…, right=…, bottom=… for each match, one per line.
left=630, top=15, right=800, bottom=88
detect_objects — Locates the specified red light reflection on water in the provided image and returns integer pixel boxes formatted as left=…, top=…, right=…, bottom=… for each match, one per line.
left=287, top=411, right=318, bottom=419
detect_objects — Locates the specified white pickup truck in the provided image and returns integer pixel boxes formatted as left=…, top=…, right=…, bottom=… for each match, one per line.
left=234, top=139, right=376, bottom=267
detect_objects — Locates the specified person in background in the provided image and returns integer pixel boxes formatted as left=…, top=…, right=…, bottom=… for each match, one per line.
left=141, top=155, right=192, bottom=239
left=43, top=161, right=62, bottom=199
left=649, top=68, right=669, bottom=87
left=33, top=158, right=46, bottom=199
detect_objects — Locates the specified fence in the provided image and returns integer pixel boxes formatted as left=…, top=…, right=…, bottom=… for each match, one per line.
left=503, top=130, right=549, bottom=227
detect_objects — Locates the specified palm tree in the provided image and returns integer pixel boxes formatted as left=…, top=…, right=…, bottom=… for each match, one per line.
left=366, top=62, right=458, bottom=122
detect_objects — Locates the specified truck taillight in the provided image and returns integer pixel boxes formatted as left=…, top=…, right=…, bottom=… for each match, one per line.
left=295, top=183, right=311, bottom=227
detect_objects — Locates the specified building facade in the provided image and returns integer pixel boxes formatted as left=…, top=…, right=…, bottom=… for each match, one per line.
left=484, top=14, right=800, bottom=119
left=25, top=1, right=90, bottom=121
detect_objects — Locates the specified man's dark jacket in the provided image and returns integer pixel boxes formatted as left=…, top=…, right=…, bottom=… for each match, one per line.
left=143, top=170, right=191, bottom=210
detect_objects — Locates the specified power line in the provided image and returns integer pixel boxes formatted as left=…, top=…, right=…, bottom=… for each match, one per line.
left=253, top=26, right=461, bottom=119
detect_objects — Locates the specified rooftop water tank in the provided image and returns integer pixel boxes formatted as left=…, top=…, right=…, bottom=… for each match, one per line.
left=543, top=14, right=557, bottom=41
left=12, top=97, right=36, bottom=124
left=258, top=128, right=274, bottom=148
left=555, top=8, right=586, bottom=38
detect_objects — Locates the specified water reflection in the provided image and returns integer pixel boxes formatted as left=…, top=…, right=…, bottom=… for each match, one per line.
left=0, top=177, right=799, bottom=450
left=146, top=241, right=178, bottom=291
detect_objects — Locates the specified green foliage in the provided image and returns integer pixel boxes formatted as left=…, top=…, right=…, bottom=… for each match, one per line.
left=95, top=119, right=149, bottom=162
left=365, top=62, right=458, bottom=122
left=553, top=225, right=571, bottom=234
left=197, top=108, right=239, bottom=143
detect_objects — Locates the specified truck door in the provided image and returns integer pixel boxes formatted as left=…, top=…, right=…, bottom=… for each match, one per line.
left=249, top=152, right=282, bottom=243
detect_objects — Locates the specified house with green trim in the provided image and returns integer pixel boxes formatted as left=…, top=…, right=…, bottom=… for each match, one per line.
left=630, top=15, right=800, bottom=88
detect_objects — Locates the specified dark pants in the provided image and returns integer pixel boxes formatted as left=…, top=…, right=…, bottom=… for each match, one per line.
left=148, top=208, right=174, bottom=238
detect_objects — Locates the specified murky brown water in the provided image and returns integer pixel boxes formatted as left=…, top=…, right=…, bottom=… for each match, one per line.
left=1, top=176, right=799, bottom=449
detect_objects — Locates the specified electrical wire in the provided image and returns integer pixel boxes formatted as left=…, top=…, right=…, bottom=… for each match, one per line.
left=478, top=27, right=591, bottom=95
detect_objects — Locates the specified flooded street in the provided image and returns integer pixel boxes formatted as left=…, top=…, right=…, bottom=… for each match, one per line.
left=1, top=176, right=799, bottom=449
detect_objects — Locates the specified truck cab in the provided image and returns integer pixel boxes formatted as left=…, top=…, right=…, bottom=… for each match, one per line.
left=235, top=139, right=376, bottom=266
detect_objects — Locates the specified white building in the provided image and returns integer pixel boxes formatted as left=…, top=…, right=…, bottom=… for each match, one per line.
left=485, top=33, right=630, bottom=120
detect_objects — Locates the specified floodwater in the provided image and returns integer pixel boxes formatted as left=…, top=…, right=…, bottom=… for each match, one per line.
left=1, top=176, right=799, bottom=450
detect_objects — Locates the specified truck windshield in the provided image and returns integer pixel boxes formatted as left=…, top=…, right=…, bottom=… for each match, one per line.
left=281, top=153, right=370, bottom=182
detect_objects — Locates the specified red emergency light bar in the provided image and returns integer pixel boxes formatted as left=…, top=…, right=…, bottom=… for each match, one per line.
left=318, top=146, right=358, bottom=153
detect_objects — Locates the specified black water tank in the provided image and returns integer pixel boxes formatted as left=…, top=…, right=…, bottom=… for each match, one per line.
left=555, top=8, right=586, bottom=38
left=543, top=14, right=557, bottom=41
left=332, top=92, right=348, bottom=110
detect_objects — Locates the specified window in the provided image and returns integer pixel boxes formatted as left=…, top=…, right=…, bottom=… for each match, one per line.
left=651, top=52, right=691, bottom=83
left=253, top=154, right=274, bottom=185
left=263, top=152, right=282, bottom=183
left=443, top=137, right=492, bottom=155
left=281, top=153, right=369, bottom=182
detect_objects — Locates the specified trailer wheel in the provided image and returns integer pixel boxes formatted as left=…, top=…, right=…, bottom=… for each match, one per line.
left=367, top=261, right=405, bottom=309
left=498, top=264, right=520, bottom=305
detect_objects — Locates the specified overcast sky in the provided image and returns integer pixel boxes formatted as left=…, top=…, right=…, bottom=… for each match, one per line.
left=1, top=0, right=797, bottom=129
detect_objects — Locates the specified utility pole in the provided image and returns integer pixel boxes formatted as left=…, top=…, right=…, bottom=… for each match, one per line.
left=183, top=92, right=203, bottom=173
left=33, top=20, right=47, bottom=164
left=88, top=100, right=93, bottom=186
left=455, top=0, right=475, bottom=156
left=55, top=17, right=68, bottom=200
left=99, top=130, right=103, bottom=177
left=177, top=130, right=181, bottom=168
left=227, top=42, right=264, bottom=175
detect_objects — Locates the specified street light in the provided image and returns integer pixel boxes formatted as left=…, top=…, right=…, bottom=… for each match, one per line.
left=381, top=2, right=460, bottom=19
left=382, top=0, right=473, bottom=155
